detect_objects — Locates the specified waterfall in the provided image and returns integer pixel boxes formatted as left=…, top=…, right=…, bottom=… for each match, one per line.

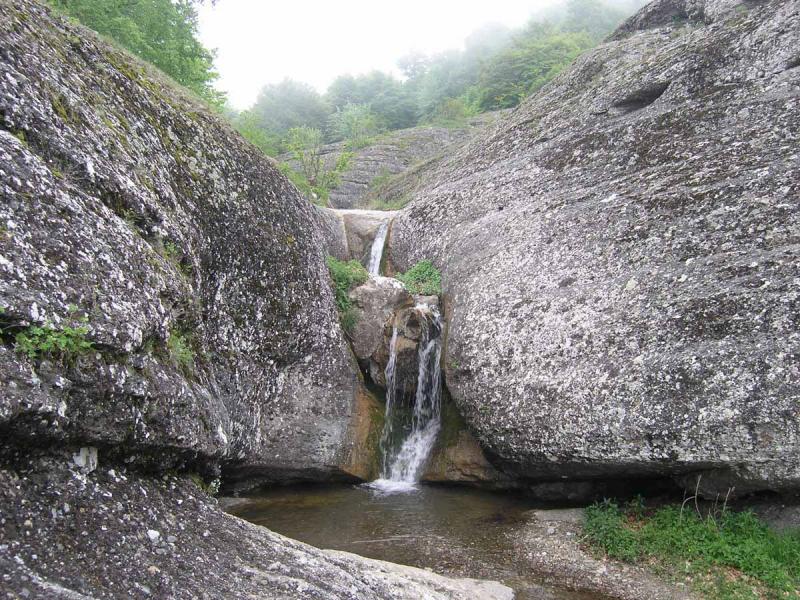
left=370, top=305, right=443, bottom=493
left=367, top=220, right=389, bottom=276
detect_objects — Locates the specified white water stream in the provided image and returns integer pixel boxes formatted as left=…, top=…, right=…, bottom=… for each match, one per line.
left=370, top=305, right=443, bottom=494
left=367, top=220, right=390, bottom=276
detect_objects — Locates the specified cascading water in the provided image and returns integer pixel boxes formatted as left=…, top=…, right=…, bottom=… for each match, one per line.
left=367, top=220, right=390, bottom=276
left=370, top=305, right=443, bottom=493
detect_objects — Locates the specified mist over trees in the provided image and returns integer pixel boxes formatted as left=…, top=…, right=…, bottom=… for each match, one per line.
left=49, top=0, right=643, bottom=161
left=233, top=0, right=641, bottom=155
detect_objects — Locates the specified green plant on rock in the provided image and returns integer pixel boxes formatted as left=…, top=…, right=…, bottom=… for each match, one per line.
left=167, top=330, right=194, bottom=371
left=281, top=126, right=353, bottom=206
left=189, top=473, right=220, bottom=496
left=14, top=314, right=93, bottom=363
left=397, top=260, right=442, bottom=296
left=584, top=499, right=800, bottom=599
left=326, top=256, right=368, bottom=333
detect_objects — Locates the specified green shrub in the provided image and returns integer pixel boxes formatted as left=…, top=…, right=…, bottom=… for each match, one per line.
left=584, top=500, right=640, bottom=561
left=15, top=317, right=93, bottom=363
left=326, top=256, right=368, bottom=332
left=167, top=330, right=194, bottom=370
left=280, top=128, right=352, bottom=206
left=584, top=500, right=800, bottom=598
left=397, top=260, right=442, bottom=296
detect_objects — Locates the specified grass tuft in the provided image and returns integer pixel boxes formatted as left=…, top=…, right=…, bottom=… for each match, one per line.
left=584, top=500, right=800, bottom=599
left=396, top=260, right=442, bottom=296
left=326, top=256, right=369, bottom=333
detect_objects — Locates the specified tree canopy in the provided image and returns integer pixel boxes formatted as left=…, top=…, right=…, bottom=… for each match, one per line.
left=49, top=0, right=224, bottom=106
left=232, top=0, right=637, bottom=157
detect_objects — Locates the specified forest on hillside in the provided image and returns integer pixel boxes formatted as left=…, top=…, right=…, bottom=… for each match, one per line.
left=231, top=0, right=640, bottom=156
left=48, top=0, right=641, bottom=202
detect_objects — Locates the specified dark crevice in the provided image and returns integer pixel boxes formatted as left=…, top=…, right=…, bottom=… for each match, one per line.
left=785, top=55, right=800, bottom=71
left=611, top=81, right=671, bottom=114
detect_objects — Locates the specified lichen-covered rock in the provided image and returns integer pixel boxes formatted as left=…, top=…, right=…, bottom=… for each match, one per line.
left=292, top=114, right=506, bottom=210
left=391, top=0, right=800, bottom=494
left=0, top=0, right=363, bottom=485
left=0, top=454, right=512, bottom=600
left=348, top=277, right=414, bottom=364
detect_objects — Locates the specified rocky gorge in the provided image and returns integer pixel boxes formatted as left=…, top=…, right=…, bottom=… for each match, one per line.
left=1, top=0, right=799, bottom=597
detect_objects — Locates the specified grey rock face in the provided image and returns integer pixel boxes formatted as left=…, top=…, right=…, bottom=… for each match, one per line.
left=391, top=0, right=800, bottom=493
left=315, top=208, right=397, bottom=266
left=0, top=456, right=513, bottom=600
left=348, top=278, right=414, bottom=364
left=0, top=0, right=362, bottom=484
left=293, top=113, right=506, bottom=210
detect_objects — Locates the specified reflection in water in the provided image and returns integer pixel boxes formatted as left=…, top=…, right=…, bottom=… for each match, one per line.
left=227, top=484, right=596, bottom=600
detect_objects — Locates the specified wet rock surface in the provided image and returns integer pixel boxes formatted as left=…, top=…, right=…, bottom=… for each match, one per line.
left=391, top=0, right=800, bottom=493
left=315, top=207, right=398, bottom=266
left=0, top=454, right=513, bottom=600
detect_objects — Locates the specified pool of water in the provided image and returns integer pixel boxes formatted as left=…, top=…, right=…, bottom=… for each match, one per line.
left=225, top=483, right=597, bottom=600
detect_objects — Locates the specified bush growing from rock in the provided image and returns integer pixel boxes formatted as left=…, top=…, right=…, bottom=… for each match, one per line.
left=326, top=256, right=369, bottom=332
left=397, top=260, right=442, bottom=296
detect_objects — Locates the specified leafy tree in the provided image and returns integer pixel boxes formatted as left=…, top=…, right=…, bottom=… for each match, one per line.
left=328, top=103, right=380, bottom=147
left=326, top=72, right=416, bottom=131
left=283, top=126, right=352, bottom=205
left=428, top=97, right=478, bottom=127
left=397, top=52, right=429, bottom=79
left=286, top=126, right=326, bottom=186
left=233, top=109, right=281, bottom=156
left=562, top=0, right=626, bottom=41
left=48, top=0, right=224, bottom=106
left=477, top=26, right=592, bottom=110
left=252, top=80, right=330, bottom=136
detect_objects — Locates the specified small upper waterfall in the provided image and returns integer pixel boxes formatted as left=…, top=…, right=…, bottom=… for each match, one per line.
left=367, top=220, right=390, bottom=276
left=371, top=305, right=443, bottom=493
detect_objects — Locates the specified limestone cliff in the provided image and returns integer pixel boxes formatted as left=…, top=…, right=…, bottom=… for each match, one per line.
left=391, top=0, right=800, bottom=495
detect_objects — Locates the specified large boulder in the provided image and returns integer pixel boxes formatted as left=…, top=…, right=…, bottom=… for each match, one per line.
left=391, top=0, right=800, bottom=494
left=0, top=0, right=365, bottom=486
left=348, top=277, right=414, bottom=365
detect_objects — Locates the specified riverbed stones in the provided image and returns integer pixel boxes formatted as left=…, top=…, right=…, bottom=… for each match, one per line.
left=390, top=0, right=800, bottom=495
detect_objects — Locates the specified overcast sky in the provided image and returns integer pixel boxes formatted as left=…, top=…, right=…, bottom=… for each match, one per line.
left=197, top=1, right=557, bottom=109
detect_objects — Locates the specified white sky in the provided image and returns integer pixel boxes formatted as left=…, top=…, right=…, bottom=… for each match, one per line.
left=197, top=0, right=558, bottom=109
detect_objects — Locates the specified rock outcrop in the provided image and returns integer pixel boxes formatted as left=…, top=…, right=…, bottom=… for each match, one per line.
left=293, top=113, right=506, bottom=210
left=0, top=0, right=368, bottom=487
left=0, top=2, right=513, bottom=597
left=315, top=208, right=397, bottom=265
left=391, top=0, right=800, bottom=495
left=0, top=455, right=512, bottom=600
